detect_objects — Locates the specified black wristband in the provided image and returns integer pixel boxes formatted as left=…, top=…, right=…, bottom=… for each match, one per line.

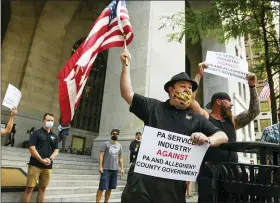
left=249, top=85, right=256, bottom=88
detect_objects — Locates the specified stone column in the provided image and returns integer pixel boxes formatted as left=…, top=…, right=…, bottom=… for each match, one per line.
left=19, top=1, right=79, bottom=116
left=1, top=1, right=36, bottom=95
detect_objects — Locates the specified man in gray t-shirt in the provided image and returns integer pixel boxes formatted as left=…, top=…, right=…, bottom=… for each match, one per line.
left=96, top=128, right=124, bottom=203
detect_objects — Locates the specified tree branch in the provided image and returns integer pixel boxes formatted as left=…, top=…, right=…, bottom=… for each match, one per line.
left=272, top=70, right=280, bottom=77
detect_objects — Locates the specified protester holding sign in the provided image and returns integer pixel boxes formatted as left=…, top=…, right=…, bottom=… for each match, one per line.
left=191, top=63, right=260, bottom=203
left=1, top=107, right=17, bottom=136
left=119, top=50, right=228, bottom=203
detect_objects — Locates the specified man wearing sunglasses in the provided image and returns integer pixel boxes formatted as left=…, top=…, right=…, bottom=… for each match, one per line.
left=96, top=128, right=124, bottom=203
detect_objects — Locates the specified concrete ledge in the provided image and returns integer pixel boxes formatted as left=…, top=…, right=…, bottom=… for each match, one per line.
left=1, top=191, right=38, bottom=203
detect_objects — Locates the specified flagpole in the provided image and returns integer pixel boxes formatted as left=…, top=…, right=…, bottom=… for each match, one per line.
left=123, top=34, right=129, bottom=66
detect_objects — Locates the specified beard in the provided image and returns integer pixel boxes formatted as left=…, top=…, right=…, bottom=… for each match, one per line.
left=221, top=104, right=233, bottom=120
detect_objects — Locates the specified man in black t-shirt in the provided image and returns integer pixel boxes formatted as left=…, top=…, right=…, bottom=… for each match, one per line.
left=129, top=132, right=142, bottom=164
left=22, top=113, right=59, bottom=203
left=119, top=50, right=229, bottom=203
left=191, top=64, right=260, bottom=203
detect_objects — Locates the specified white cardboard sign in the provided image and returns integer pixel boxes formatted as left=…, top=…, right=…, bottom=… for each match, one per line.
left=205, top=51, right=248, bottom=84
left=134, top=126, right=210, bottom=181
left=2, top=84, right=22, bottom=109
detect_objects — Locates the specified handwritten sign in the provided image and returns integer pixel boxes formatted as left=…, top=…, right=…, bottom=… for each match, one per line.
left=134, top=126, right=210, bottom=181
left=2, top=84, right=22, bottom=109
left=205, top=51, right=248, bottom=84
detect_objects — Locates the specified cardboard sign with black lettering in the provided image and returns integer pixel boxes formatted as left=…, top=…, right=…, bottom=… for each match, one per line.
left=134, top=126, right=210, bottom=181
left=205, top=51, right=248, bottom=84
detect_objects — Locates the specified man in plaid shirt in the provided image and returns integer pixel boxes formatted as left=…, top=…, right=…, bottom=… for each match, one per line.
left=261, top=107, right=280, bottom=164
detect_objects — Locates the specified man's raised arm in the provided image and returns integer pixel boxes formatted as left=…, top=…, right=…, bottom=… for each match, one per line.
left=1, top=108, right=17, bottom=136
left=189, top=62, right=209, bottom=118
left=120, top=50, right=134, bottom=105
left=234, top=73, right=260, bottom=130
left=192, top=62, right=208, bottom=100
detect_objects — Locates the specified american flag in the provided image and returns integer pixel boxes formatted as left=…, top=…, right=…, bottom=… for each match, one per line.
left=259, top=82, right=278, bottom=99
left=57, top=0, right=133, bottom=125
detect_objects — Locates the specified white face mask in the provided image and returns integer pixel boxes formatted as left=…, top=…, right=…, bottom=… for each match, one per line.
left=45, top=121, right=54, bottom=129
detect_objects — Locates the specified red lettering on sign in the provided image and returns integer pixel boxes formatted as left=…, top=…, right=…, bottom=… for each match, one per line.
left=156, top=149, right=188, bottom=160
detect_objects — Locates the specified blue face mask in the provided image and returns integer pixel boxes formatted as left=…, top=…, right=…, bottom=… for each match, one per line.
left=45, top=121, right=54, bottom=129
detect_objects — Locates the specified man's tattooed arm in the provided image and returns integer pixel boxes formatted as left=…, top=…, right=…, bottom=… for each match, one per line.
left=234, top=87, right=260, bottom=130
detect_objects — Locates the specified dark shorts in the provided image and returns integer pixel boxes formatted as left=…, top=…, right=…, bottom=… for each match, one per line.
left=121, top=163, right=186, bottom=203
left=99, top=169, right=118, bottom=191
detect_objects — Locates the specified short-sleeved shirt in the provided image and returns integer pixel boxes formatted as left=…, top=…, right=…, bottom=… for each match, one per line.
left=28, top=128, right=59, bottom=169
left=58, top=122, right=70, bottom=136
left=130, top=93, right=220, bottom=138
left=261, top=123, right=280, bottom=144
left=101, top=141, right=123, bottom=170
left=261, top=123, right=280, bottom=164
left=129, top=140, right=141, bottom=163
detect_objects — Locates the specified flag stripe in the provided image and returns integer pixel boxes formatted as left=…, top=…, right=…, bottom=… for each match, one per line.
left=259, top=82, right=278, bottom=99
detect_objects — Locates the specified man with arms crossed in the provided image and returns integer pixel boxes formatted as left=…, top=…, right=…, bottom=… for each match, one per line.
left=96, top=128, right=124, bottom=203
left=191, top=63, right=260, bottom=202
left=22, top=113, right=59, bottom=203
left=120, top=50, right=229, bottom=203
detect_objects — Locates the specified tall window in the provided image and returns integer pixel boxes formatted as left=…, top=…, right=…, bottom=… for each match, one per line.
left=254, top=120, right=259, bottom=132
left=235, top=46, right=239, bottom=56
left=260, top=119, right=271, bottom=132
left=242, top=128, right=246, bottom=141
left=257, top=86, right=263, bottom=94
left=243, top=84, right=246, bottom=101
left=238, top=82, right=242, bottom=97
left=260, top=101, right=270, bottom=112
left=71, top=51, right=108, bottom=132
left=185, top=56, right=191, bottom=77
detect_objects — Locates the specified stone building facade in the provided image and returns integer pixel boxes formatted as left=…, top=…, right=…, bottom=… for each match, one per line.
left=1, top=0, right=256, bottom=166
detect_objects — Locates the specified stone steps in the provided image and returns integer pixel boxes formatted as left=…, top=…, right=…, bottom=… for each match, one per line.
left=51, top=174, right=101, bottom=180
left=2, top=159, right=98, bottom=170
left=2, top=154, right=96, bottom=165
left=2, top=150, right=93, bottom=162
left=44, top=191, right=123, bottom=202
left=48, top=180, right=127, bottom=187
left=2, top=147, right=127, bottom=202
left=46, top=185, right=125, bottom=195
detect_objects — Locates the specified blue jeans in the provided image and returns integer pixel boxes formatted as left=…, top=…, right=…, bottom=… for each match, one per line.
left=99, top=169, right=118, bottom=190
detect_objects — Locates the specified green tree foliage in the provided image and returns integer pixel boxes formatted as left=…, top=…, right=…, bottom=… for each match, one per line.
left=160, top=0, right=280, bottom=124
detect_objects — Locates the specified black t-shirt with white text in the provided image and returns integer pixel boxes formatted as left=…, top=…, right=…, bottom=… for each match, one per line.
left=130, top=93, right=220, bottom=137
left=28, top=128, right=59, bottom=169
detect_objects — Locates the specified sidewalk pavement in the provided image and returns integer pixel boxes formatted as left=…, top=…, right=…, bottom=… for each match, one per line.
left=186, top=194, right=198, bottom=202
